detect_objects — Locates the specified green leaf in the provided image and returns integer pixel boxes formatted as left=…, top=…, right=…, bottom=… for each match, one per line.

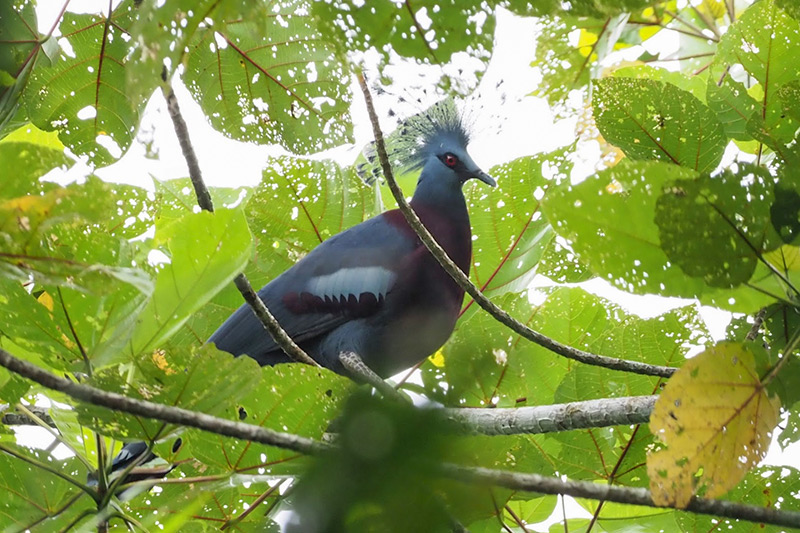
left=542, top=160, right=779, bottom=311
left=78, top=343, right=262, bottom=440
left=677, top=466, right=800, bottom=532
left=0, top=277, right=149, bottom=371
left=0, top=447, right=91, bottom=532
left=131, top=482, right=281, bottom=531
left=654, top=164, right=780, bottom=287
left=128, top=209, right=252, bottom=356
left=465, top=154, right=556, bottom=307
left=287, top=392, right=463, bottom=532
left=593, top=77, right=726, bottom=173
left=0, top=1, right=41, bottom=138
left=530, top=14, right=603, bottom=111
left=315, top=0, right=496, bottom=72
left=152, top=177, right=248, bottom=230
left=0, top=177, right=153, bottom=293
left=188, top=364, right=352, bottom=475
left=0, top=124, right=70, bottom=198
left=707, top=0, right=800, bottom=146
left=184, top=2, right=352, bottom=154
left=126, top=0, right=245, bottom=102
left=613, top=65, right=708, bottom=103
left=778, top=80, right=800, bottom=123
left=25, top=4, right=152, bottom=166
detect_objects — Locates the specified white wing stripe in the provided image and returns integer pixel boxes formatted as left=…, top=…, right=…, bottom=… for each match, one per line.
left=306, top=266, right=396, bottom=300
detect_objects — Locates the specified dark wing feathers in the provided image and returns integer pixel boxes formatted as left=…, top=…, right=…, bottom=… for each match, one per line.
left=208, top=213, right=416, bottom=362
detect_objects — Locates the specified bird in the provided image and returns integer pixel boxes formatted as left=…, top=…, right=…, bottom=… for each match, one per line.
left=209, top=99, right=494, bottom=377
left=99, top=99, right=494, bottom=487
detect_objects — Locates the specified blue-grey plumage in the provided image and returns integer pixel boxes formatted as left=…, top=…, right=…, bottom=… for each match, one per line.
left=208, top=100, right=494, bottom=378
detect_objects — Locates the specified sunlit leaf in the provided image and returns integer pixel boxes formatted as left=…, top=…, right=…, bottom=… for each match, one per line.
left=184, top=1, right=352, bottom=154
left=0, top=177, right=153, bottom=293
left=542, top=160, right=780, bottom=311
left=26, top=4, right=151, bottom=166
left=594, top=77, right=726, bottom=173
left=0, top=124, right=70, bottom=199
left=707, top=0, right=800, bottom=146
left=128, top=209, right=252, bottom=356
left=647, top=342, right=781, bottom=508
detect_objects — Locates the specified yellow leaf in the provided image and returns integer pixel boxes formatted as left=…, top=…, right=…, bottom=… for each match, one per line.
left=429, top=349, right=445, bottom=368
left=638, top=25, right=661, bottom=41
left=702, top=0, right=726, bottom=19
left=151, top=349, right=177, bottom=375
left=647, top=342, right=780, bottom=508
left=578, top=29, right=598, bottom=57
left=37, top=291, right=54, bottom=312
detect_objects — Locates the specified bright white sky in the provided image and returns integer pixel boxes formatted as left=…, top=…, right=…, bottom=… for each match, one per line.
left=24, top=1, right=800, bottom=527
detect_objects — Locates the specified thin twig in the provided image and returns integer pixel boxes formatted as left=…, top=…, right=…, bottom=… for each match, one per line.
left=161, top=82, right=318, bottom=367
left=1, top=404, right=55, bottom=427
left=745, top=308, right=767, bottom=341
left=13, top=404, right=95, bottom=471
left=339, top=351, right=409, bottom=402
left=355, top=73, right=675, bottom=379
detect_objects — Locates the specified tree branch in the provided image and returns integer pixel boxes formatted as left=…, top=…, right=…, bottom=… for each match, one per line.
left=355, top=73, right=675, bottom=379
left=443, top=395, right=656, bottom=436
left=1, top=404, right=55, bottom=427
left=439, top=463, right=800, bottom=530
left=161, top=83, right=318, bottom=368
left=339, top=351, right=409, bottom=402
left=3, top=347, right=794, bottom=528
left=0, top=347, right=327, bottom=456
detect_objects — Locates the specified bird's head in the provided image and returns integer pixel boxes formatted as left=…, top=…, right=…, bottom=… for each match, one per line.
left=356, top=99, right=495, bottom=196
left=395, top=99, right=496, bottom=194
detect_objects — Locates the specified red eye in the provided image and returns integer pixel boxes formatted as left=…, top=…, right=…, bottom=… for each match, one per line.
left=443, top=153, right=458, bottom=168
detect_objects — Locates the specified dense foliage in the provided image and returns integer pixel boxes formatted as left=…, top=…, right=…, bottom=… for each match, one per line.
left=0, top=0, right=799, bottom=531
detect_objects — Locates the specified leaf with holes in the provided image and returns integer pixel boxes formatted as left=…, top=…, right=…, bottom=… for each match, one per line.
left=77, top=343, right=262, bottom=441
left=0, top=447, right=91, bottom=532
left=542, top=160, right=780, bottom=312
left=25, top=4, right=151, bottom=166
left=707, top=0, right=800, bottom=146
left=647, top=342, right=781, bottom=508
left=593, top=77, right=726, bottom=173
left=654, top=164, right=781, bottom=288
left=0, top=176, right=153, bottom=293
left=187, top=364, right=353, bottom=475
left=184, top=1, right=351, bottom=154
left=315, top=0, right=495, bottom=80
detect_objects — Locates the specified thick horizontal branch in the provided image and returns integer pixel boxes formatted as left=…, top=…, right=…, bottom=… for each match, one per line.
left=355, top=74, right=675, bottom=379
left=0, top=348, right=327, bottom=456
left=443, top=395, right=656, bottom=435
left=440, top=463, right=800, bottom=529
left=162, top=84, right=317, bottom=368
